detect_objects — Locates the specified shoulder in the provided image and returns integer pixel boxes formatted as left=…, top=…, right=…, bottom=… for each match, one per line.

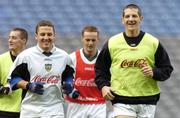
left=0, top=51, right=10, bottom=58
left=143, top=33, right=160, bottom=51
left=55, top=47, right=69, bottom=56
left=69, top=51, right=76, bottom=59
left=144, top=33, right=159, bottom=43
left=0, top=52, right=11, bottom=62
left=18, top=46, right=36, bottom=57
left=69, top=49, right=80, bottom=65
left=109, top=33, right=124, bottom=41
left=108, top=33, right=124, bottom=47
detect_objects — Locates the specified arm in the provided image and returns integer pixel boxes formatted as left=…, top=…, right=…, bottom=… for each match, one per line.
left=61, top=65, right=79, bottom=99
left=9, top=63, right=30, bottom=90
left=95, top=41, right=115, bottom=100
left=153, top=42, right=173, bottom=81
left=9, top=63, right=44, bottom=95
left=95, top=41, right=112, bottom=90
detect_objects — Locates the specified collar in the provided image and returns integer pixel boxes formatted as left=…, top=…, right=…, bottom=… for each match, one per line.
left=36, top=44, right=56, bottom=56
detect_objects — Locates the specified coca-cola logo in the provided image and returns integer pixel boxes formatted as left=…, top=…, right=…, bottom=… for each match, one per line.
left=32, top=75, right=60, bottom=84
left=120, top=59, right=148, bottom=68
left=74, top=78, right=96, bottom=87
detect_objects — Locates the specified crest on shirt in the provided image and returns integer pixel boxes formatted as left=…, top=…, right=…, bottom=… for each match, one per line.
left=45, top=63, right=52, bottom=72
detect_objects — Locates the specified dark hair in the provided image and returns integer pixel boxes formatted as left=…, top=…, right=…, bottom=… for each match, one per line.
left=123, top=4, right=142, bottom=17
left=81, top=25, right=99, bottom=37
left=12, top=27, right=28, bottom=41
left=35, top=20, right=55, bottom=34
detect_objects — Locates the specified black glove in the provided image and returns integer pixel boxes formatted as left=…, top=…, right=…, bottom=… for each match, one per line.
left=26, top=82, right=44, bottom=95
left=62, top=83, right=73, bottom=95
left=0, top=84, right=10, bottom=94
left=69, top=89, right=80, bottom=99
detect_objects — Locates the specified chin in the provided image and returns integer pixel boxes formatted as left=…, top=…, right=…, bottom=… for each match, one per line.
left=41, top=47, right=48, bottom=51
left=128, top=28, right=136, bottom=31
left=9, top=47, right=14, bottom=50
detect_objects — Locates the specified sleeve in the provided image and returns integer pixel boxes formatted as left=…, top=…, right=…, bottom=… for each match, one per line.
left=152, top=42, right=173, bottom=81
left=61, top=65, right=75, bottom=83
left=8, top=54, right=30, bottom=89
left=94, top=41, right=112, bottom=90
left=69, top=52, right=76, bottom=68
left=61, top=54, right=75, bottom=84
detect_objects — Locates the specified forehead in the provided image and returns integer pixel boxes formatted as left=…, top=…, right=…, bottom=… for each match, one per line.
left=83, top=31, right=98, bottom=37
left=124, top=8, right=139, bottom=16
left=9, top=30, right=20, bottom=36
left=37, top=26, right=54, bottom=33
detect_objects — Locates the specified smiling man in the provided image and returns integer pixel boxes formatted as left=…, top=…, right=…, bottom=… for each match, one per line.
left=95, top=4, right=173, bottom=118
left=8, top=20, right=73, bottom=118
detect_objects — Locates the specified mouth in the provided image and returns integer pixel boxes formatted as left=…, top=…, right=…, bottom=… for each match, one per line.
left=9, top=44, right=13, bottom=46
left=42, top=40, right=52, bottom=45
left=128, top=23, right=136, bottom=26
left=88, top=45, right=93, bottom=48
left=127, top=21, right=136, bottom=26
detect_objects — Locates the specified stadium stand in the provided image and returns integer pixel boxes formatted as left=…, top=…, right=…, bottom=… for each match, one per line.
left=0, top=0, right=180, bottom=117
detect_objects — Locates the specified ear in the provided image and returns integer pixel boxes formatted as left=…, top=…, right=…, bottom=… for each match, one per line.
left=53, top=33, right=56, bottom=39
left=121, top=17, right=125, bottom=25
left=140, top=16, right=144, bottom=22
left=23, top=38, right=27, bottom=45
left=35, top=33, right=38, bottom=41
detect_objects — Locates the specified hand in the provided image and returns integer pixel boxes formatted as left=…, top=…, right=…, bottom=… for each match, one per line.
left=26, top=82, right=44, bottom=95
left=0, top=84, right=11, bottom=94
left=102, top=86, right=114, bottom=100
left=141, top=64, right=153, bottom=77
left=62, top=82, right=80, bottom=99
left=62, top=83, right=73, bottom=94
left=69, top=89, right=80, bottom=99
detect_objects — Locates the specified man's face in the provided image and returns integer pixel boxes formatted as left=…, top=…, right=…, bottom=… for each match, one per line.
left=81, top=31, right=99, bottom=54
left=122, top=8, right=143, bottom=31
left=8, top=31, right=26, bottom=53
left=35, top=26, right=55, bottom=52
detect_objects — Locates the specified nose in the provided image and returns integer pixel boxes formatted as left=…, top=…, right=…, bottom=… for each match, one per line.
left=8, top=37, right=13, bottom=42
left=44, top=34, right=49, bottom=39
left=88, top=41, right=93, bottom=46
left=129, top=16, right=134, bottom=20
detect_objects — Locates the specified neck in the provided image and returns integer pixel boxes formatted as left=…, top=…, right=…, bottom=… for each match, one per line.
left=125, top=29, right=140, bottom=37
left=11, top=49, right=22, bottom=56
left=83, top=49, right=98, bottom=59
left=43, top=46, right=53, bottom=53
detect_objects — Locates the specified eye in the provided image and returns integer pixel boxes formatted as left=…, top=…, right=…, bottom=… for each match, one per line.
left=132, top=14, right=138, bottom=18
left=9, top=36, right=18, bottom=40
left=124, top=15, right=130, bottom=18
left=40, top=33, right=45, bottom=36
left=85, top=39, right=90, bottom=41
left=47, top=33, right=53, bottom=36
left=93, top=39, right=96, bottom=42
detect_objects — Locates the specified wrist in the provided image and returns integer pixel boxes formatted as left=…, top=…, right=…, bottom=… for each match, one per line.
left=25, top=82, right=30, bottom=90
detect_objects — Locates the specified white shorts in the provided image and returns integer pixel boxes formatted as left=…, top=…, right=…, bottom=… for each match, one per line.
left=66, top=102, right=106, bottom=118
left=20, top=103, right=64, bottom=118
left=20, top=115, right=64, bottom=118
left=106, top=101, right=114, bottom=118
left=113, top=103, right=156, bottom=118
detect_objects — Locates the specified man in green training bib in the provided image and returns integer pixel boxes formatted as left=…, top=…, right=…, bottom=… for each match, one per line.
left=94, top=4, right=173, bottom=118
left=0, top=27, right=28, bottom=118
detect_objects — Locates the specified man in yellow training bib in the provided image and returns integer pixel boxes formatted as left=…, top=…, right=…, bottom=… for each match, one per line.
left=0, top=27, right=28, bottom=118
left=95, top=4, right=173, bottom=118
